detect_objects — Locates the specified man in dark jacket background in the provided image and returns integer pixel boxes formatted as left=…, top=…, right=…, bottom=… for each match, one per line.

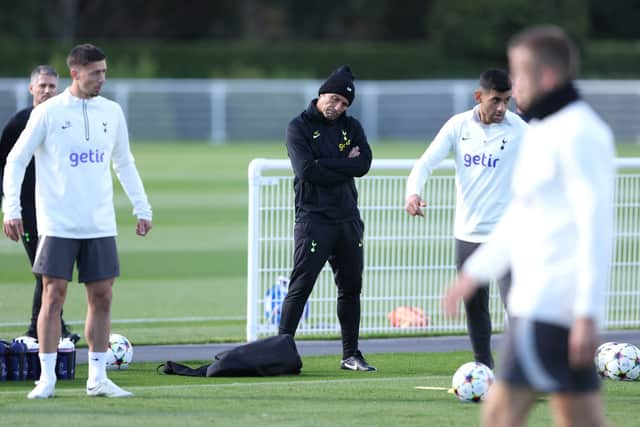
left=0, top=65, right=78, bottom=343
left=278, top=65, right=375, bottom=371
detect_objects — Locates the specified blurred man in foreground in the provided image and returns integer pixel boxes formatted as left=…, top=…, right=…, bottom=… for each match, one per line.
left=444, top=26, right=614, bottom=427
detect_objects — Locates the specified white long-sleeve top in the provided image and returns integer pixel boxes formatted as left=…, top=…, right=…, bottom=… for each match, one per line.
left=406, top=107, right=528, bottom=242
left=2, top=88, right=152, bottom=238
left=463, top=100, right=615, bottom=328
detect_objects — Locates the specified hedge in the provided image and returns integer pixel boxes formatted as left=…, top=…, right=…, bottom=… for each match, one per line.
left=0, top=39, right=638, bottom=79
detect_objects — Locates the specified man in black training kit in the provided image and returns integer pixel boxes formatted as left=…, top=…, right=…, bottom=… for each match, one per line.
left=279, top=65, right=375, bottom=371
left=0, top=65, right=78, bottom=343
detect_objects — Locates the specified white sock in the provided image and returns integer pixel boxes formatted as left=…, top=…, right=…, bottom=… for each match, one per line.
left=87, top=352, right=108, bottom=386
left=39, top=353, right=57, bottom=384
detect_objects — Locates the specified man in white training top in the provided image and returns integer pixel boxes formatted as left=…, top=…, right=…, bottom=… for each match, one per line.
left=2, top=43, right=152, bottom=399
left=406, top=69, right=528, bottom=369
left=444, top=26, right=614, bottom=427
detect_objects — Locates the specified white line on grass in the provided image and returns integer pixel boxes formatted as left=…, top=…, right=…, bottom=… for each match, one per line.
left=0, top=375, right=451, bottom=397
left=0, top=315, right=244, bottom=327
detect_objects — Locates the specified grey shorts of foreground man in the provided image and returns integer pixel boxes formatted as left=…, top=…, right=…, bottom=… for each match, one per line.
left=33, top=236, right=120, bottom=282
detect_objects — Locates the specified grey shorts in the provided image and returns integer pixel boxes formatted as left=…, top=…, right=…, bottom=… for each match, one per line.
left=33, top=236, right=120, bottom=283
left=497, top=317, right=600, bottom=393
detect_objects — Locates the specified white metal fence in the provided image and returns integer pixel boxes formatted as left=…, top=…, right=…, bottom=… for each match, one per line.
left=246, top=158, right=640, bottom=341
left=2, top=78, right=640, bottom=142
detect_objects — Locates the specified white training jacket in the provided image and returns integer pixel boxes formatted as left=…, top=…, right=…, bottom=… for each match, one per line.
left=406, top=107, right=528, bottom=242
left=463, top=100, right=615, bottom=328
left=2, top=88, right=152, bottom=238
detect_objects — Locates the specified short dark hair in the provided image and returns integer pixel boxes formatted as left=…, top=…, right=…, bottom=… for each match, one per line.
left=30, top=65, right=58, bottom=83
left=479, top=69, right=511, bottom=92
left=508, top=25, right=579, bottom=81
left=66, top=43, right=107, bottom=68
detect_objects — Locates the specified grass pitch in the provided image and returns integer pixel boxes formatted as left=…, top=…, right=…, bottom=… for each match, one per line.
left=1, top=351, right=639, bottom=427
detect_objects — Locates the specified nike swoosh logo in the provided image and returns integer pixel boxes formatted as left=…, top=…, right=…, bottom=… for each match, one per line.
left=461, top=137, right=471, bottom=141
left=313, top=134, right=320, bottom=139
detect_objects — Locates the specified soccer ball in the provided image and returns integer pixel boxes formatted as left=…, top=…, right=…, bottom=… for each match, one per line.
left=106, top=333, right=134, bottom=370
left=451, top=361, right=495, bottom=402
left=602, top=342, right=640, bottom=381
left=594, top=341, right=618, bottom=377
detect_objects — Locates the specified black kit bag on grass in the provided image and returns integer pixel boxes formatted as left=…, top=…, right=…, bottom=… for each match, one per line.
left=158, top=335, right=302, bottom=377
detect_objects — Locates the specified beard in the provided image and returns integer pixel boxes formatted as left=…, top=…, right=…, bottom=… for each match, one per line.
left=323, top=108, right=339, bottom=120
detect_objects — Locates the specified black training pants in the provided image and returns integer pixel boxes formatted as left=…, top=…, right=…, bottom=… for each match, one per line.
left=21, top=220, right=44, bottom=331
left=279, top=220, right=364, bottom=359
left=455, top=239, right=511, bottom=369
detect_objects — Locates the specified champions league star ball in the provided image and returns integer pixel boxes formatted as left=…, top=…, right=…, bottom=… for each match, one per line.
left=451, top=362, right=495, bottom=403
left=594, top=341, right=619, bottom=377
left=602, top=342, right=640, bottom=381
left=106, top=333, right=134, bottom=370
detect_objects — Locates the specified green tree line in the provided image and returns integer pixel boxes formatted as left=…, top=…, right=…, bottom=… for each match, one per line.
left=1, top=39, right=639, bottom=79
left=0, top=0, right=639, bottom=78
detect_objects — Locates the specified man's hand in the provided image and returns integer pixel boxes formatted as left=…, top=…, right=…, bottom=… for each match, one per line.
left=348, top=146, right=360, bottom=158
left=443, top=272, right=478, bottom=318
left=3, top=218, right=24, bottom=242
left=405, top=194, right=426, bottom=217
left=136, top=218, right=153, bottom=236
left=569, top=317, right=599, bottom=368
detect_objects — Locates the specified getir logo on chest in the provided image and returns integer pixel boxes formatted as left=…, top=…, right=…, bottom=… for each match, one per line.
left=69, top=149, right=105, bottom=167
left=463, top=152, right=499, bottom=168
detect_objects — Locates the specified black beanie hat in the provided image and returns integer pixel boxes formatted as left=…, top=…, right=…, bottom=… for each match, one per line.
left=318, top=65, right=355, bottom=105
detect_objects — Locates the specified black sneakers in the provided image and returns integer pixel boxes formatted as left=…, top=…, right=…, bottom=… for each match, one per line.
left=340, top=350, right=376, bottom=372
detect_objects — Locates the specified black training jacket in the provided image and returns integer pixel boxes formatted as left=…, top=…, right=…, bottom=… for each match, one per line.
left=286, top=100, right=372, bottom=223
left=0, top=106, right=37, bottom=231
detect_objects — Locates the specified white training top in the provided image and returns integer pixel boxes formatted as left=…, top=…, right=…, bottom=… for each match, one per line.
left=406, top=106, right=528, bottom=242
left=2, top=88, right=152, bottom=238
left=463, top=100, right=614, bottom=328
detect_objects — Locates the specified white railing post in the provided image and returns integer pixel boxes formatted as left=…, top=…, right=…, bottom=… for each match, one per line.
left=247, top=159, right=292, bottom=341
left=210, top=81, right=227, bottom=144
left=360, top=82, right=379, bottom=142
left=14, top=82, right=29, bottom=111
left=113, top=81, right=130, bottom=118
left=452, top=81, right=472, bottom=117
left=246, top=159, right=264, bottom=342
